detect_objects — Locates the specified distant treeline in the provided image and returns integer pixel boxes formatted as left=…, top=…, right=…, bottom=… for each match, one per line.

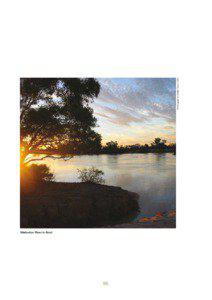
left=101, top=138, right=176, bottom=154
left=33, top=137, right=176, bottom=156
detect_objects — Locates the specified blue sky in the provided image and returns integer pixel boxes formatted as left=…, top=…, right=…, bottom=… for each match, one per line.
left=91, top=78, right=176, bottom=145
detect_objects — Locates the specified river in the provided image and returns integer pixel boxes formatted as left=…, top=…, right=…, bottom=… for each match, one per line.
left=37, top=153, right=176, bottom=218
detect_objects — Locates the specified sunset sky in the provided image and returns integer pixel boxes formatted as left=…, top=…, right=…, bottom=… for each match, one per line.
left=91, top=78, right=176, bottom=145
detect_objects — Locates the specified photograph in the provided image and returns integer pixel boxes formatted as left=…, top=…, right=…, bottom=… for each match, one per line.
left=2, top=0, right=212, bottom=299
left=20, top=78, right=176, bottom=228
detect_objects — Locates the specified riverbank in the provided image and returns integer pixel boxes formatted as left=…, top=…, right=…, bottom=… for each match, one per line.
left=106, top=214, right=176, bottom=228
left=21, top=182, right=140, bottom=228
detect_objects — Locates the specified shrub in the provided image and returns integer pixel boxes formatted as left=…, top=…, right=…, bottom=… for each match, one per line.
left=21, top=163, right=54, bottom=195
left=77, top=167, right=105, bottom=184
left=28, top=164, right=54, bottom=182
left=21, top=164, right=54, bottom=185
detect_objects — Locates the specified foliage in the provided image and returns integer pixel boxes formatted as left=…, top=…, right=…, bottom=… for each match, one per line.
left=20, top=78, right=101, bottom=165
left=21, top=163, right=54, bottom=194
left=28, top=164, right=54, bottom=182
left=104, top=141, right=119, bottom=153
left=101, top=138, right=175, bottom=154
left=21, top=164, right=54, bottom=184
left=151, top=137, right=167, bottom=152
left=77, top=167, right=105, bottom=184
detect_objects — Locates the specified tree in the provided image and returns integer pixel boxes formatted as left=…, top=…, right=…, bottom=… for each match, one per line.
left=104, top=141, right=119, bottom=153
left=142, top=143, right=149, bottom=153
left=152, top=137, right=161, bottom=146
left=27, top=164, right=54, bottom=182
left=151, top=137, right=167, bottom=152
left=58, top=128, right=102, bottom=154
left=20, top=78, right=101, bottom=165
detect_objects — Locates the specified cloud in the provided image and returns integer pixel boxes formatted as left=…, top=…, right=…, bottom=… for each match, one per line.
left=163, top=125, right=175, bottom=130
left=95, top=104, right=148, bottom=126
left=92, top=78, right=176, bottom=145
left=95, top=78, right=176, bottom=126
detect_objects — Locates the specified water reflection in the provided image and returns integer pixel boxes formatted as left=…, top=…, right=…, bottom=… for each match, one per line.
left=36, top=153, right=176, bottom=218
left=106, top=154, right=119, bottom=166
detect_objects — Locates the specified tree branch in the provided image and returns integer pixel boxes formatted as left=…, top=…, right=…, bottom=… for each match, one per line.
left=25, top=154, right=73, bottom=164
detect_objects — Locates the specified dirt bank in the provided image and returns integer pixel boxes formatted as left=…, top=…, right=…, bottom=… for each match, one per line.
left=21, top=182, right=140, bottom=228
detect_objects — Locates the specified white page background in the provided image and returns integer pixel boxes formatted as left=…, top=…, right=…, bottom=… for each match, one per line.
left=0, top=0, right=211, bottom=299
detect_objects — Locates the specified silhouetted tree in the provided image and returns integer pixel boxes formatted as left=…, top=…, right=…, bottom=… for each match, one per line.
left=20, top=78, right=101, bottom=165
left=99, top=138, right=175, bottom=154
left=152, top=137, right=161, bottom=146
left=60, top=129, right=102, bottom=154
left=151, top=137, right=167, bottom=152
left=142, top=143, right=149, bottom=153
left=28, top=164, right=54, bottom=182
left=129, top=144, right=141, bottom=153
left=104, top=141, right=119, bottom=153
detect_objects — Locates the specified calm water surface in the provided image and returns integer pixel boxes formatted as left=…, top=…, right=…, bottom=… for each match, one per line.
left=40, top=153, right=176, bottom=217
